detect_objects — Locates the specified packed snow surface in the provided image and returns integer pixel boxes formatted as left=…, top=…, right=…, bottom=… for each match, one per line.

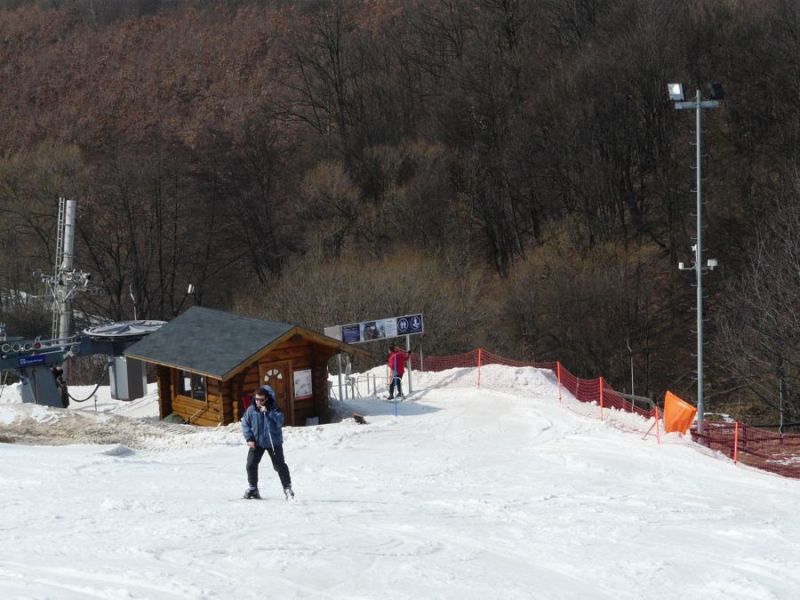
left=1, top=365, right=799, bottom=599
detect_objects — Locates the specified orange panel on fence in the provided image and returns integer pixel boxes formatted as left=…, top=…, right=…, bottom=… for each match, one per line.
left=663, top=391, right=697, bottom=434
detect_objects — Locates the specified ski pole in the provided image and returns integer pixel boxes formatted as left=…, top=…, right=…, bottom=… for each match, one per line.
left=267, top=414, right=275, bottom=453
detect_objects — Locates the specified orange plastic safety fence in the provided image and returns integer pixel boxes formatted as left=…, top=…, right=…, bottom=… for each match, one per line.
left=557, top=366, right=601, bottom=404
left=407, top=349, right=480, bottom=372
left=691, top=422, right=800, bottom=478
left=555, top=363, right=658, bottom=432
left=480, top=349, right=557, bottom=371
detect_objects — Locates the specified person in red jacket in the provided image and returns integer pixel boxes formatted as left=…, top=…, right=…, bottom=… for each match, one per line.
left=387, top=345, right=410, bottom=399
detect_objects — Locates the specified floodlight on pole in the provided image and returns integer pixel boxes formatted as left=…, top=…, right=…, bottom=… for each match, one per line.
left=668, top=82, right=723, bottom=435
left=667, top=82, right=685, bottom=102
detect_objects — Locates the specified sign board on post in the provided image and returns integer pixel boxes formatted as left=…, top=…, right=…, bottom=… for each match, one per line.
left=324, top=314, right=424, bottom=345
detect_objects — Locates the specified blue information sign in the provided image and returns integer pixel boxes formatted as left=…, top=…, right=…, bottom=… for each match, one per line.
left=397, top=314, right=423, bottom=335
left=341, top=324, right=362, bottom=344
left=18, top=355, right=46, bottom=367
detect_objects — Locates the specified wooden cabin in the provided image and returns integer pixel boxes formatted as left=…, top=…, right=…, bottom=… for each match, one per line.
left=124, top=306, right=367, bottom=427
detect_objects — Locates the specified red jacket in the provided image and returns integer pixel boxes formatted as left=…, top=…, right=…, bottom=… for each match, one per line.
left=388, top=350, right=409, bottom=376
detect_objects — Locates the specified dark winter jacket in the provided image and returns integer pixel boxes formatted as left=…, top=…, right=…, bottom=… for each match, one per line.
left=241, top=403, right=284, bottom=448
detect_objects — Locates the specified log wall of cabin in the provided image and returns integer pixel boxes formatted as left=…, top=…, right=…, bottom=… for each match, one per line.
left=157, top=366, right=173, bottom=419
left=230, top=374, right=246, bottom=423
left=169, top=373, right=226, bottom=426
left=276, top=340, right=335, bottom=425
left=312, top=352, right=332, bottom=424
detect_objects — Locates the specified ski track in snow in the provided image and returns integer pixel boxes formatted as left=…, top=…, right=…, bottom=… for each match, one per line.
left=0, top=365, right=799, bottom=599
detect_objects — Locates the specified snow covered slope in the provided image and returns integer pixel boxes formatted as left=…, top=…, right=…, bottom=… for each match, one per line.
left=1, top=365, right=799, bottom=599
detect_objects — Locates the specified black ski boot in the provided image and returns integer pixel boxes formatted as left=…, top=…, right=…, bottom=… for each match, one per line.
left=243, top=488, right=261, bottom=500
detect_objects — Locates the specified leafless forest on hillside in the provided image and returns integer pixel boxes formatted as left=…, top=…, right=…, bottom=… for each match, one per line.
left=1, top=0, right=800, bottom=425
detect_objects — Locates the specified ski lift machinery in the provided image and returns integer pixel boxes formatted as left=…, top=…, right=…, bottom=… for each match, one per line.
left=0, top=321, right=165, bottom=406
left=0, top=197, right=166, bottom=406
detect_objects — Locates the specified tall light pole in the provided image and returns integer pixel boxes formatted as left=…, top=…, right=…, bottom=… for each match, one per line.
left=668, top=82, right=723, bottom=434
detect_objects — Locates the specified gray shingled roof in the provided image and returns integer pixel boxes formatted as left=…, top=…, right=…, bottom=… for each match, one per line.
left=124, top=306, right=294, bottom=380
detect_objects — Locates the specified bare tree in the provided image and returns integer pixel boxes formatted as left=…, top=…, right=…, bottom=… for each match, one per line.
left=713, top=185, right=800, bottom=428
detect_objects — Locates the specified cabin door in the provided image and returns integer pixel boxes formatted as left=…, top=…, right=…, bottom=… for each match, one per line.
left=259, top=361, right=294, bottom=425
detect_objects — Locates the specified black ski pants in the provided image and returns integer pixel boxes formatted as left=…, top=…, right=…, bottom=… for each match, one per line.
left=389, top=374, right=404, bottom=398
left=246, top=445, right=292, bottom=490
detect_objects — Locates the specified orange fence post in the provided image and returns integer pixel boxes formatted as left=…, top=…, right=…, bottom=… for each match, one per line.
left=477, top=348, right=482, bottom=388
left=556, top=362, right=562, bottom=403
left=599, top=377, right=605, bottom=421
left=734, top=421, right=739, bottom=463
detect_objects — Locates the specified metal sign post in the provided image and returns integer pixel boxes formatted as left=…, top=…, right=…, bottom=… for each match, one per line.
left=336, top=353, right=344, bottom=402
left=406, top=334, right=412, bottom=394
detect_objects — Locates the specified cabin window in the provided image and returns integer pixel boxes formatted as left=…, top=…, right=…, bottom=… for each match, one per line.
left=266, top=368, right=283, bottom=381
left=179, top=371, right=206, bottom=400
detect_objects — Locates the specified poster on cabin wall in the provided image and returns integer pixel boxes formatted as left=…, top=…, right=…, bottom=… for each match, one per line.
left=293, top=369, right=313, bottom=399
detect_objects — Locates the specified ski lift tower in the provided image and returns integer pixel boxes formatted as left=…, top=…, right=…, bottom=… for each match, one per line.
left=40, top=197, right=92, bottom=341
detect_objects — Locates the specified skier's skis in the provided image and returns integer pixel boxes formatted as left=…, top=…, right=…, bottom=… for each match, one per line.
left=381, top=393, right=414, bottom=402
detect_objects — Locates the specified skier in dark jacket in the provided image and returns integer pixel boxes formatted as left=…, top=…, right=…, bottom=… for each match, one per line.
left=240, top=385, right=293, bottom=500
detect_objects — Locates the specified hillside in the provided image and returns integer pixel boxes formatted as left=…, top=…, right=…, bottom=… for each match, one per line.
left=2, top=1, right=800, bottom=423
